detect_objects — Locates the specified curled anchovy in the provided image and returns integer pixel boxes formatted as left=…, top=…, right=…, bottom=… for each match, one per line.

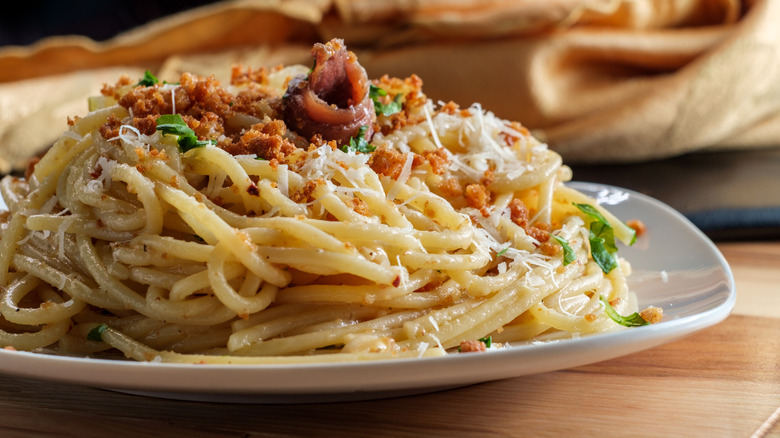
left=283, top=39, right=375, bottom=145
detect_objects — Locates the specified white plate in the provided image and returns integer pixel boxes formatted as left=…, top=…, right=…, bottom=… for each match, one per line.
left=0, top=182, right=736, bottom=403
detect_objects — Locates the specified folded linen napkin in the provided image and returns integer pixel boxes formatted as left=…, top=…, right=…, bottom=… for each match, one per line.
left=0, top=0, right=777, bottom=176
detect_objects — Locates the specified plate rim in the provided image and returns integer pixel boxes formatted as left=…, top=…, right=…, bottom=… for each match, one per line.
left=0, top=182, right=737, bottom=401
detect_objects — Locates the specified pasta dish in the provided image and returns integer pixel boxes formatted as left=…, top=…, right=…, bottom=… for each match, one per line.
left=0, top=39, right=660, bottom=364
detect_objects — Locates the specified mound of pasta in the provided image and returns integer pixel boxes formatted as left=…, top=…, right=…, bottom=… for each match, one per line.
left=0, top=39, right=660, bottom=364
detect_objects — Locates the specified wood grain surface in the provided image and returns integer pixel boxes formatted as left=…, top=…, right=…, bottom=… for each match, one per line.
left=0, top=242, right=777, bottom=438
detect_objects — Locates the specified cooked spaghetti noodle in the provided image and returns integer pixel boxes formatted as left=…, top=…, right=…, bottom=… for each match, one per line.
left=0, top=39, right=658, bottom=363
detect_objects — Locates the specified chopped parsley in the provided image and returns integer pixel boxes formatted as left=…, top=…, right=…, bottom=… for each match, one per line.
left=341, top=125, right=375, bottom=153
left=369, top=84, right=403, bottom=116
left=550, top=235, right=576, bottom=266
left=137, top=70, right=159, bottom=87
left=155, top=114, right=216, bottom=153
left=599, top=296, right=649, bottom=327
left=574, top=203, right=620, bottom=273
left=87, top=324, right=109, bottom=342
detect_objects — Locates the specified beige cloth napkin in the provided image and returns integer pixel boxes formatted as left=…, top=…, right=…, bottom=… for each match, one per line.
left=0, top=0, right=777, bottom=174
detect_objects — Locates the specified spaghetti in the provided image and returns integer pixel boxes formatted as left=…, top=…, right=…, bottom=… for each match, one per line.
left=0, top=39, right=659, bottom=364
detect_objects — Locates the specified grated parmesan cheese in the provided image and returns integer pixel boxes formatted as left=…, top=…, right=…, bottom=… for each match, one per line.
left=39, top=195, right=59, bottom=215
left=298, top=144, right=370, bottom=183
left=111, top=124, right=151, bottom=152
left=428, top=315, right=440, bottom=332
left=93, top=156, right=116, bottom=191
left=422, top=103, right=444, bottom=150
left=205, top=172, right=227, bottom=199
left=416, top=342, right=429, bottom=358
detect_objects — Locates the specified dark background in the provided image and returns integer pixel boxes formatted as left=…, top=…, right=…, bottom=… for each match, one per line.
left=0, top=0, right=219, bottom=46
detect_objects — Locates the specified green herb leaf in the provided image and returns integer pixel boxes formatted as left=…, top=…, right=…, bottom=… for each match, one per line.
left=369, top=84, right=387, bottom=99
left=550, top=235, right=576, bottom=266
left=155, top=114, right=216, bottom=153
left=155, top=114, right=194, bottom=137
left=496, top=247, right=509, bottom=257
left=574, top=203, right=609, bottom=225
left=341, top=125, right=375, bottom=153
left=577, top=202, right=637, bottom=246
left=589, top=220, right=617, bottom=254
left=478, top=336, right=492, bottom=348
left=588, top=232, right=618, bottom=273
left=574, top=203, right=619, bottom=273
left=369, top=84, right=403, bottom=116
left=137, top=70, right=159, bottom=87
left=87, top=324, right=109, bottom=342
left=599, top=296, right=649, bottom=327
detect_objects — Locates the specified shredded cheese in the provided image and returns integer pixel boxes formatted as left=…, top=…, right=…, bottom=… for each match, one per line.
left=416, top=342, right=429, bottom=358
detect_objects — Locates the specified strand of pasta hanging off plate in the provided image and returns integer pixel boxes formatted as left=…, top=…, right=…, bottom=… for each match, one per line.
left=0, top=39, right=662, bottom=363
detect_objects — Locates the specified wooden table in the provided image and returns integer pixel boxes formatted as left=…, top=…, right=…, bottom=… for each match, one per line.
left=0, top=241, right=778, bottom=438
